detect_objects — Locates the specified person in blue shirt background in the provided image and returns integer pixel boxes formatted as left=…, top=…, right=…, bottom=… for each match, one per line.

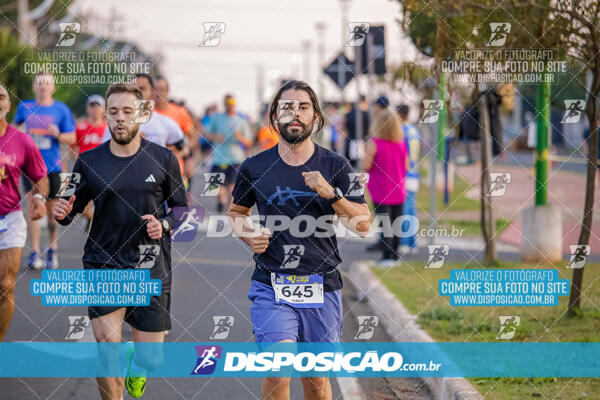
left=13, top=72, right=76, bottom=270
left=398, top=104, right=421, bottom=254
left=203, top=94, right=251, bottom=212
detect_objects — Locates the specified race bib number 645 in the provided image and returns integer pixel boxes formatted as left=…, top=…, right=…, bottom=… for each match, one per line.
left=271, top=273, right=324, bottom=308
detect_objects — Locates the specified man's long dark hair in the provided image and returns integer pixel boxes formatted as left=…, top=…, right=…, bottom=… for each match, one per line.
left=268, top=80, right=325, bottom=134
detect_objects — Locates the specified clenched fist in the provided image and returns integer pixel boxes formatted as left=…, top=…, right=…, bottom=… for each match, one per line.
left=53, top=195, right=75, bottom=221
left=302, top=171, right=334, bottom=199
left=29, top=197, right=46, bottom=220
left=141, top=214, right=162, bottom=240
left=247, top=227, right=271, bottom=254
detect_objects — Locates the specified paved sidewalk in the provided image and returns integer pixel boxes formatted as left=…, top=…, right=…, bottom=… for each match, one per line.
left=454, top=161, right=600, bottom=255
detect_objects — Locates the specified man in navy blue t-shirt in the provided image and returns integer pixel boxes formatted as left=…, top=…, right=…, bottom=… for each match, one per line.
left=228, top=80, right=371, bottom=400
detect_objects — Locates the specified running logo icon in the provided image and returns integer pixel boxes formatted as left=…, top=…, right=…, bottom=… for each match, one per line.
left=191, top=345, right=222, bottom=375
left=486, top=23, right=511, bottom=47
left=344, top=23, right=369, bottom=47
left=131, top=100, right=154, bottom=124
left=354, top=316, right=379, bottom=339
left=56, top=23, right=80, bottom=47
left=346, top=173, right=369, bottom=196
left=281, top=245, right=305, bottom=269
left=172, top=206, right=204, bottom=242
left=425, top=245, right=449, bottom=269
left=136, top=245, right=160, bottom=269
left=566, top=245, right=590, bottom=269
left=488, top=172, right=511, bottom=196
left=57, top=172, right=81, bottom=197
left=277, top=100, right=299, bottom=124
left=497, top=316, right=520, bottom=340
left=65, top=316, right=89, bottom=340
left=210, top=316, right=234, bottom=340
left=420, top=100, right=443, bottom=123
left=202, top=173, right=225, bottom=196
left=267, top=186, right=319, bottom=206
left=199, top=22, right=226, bottom=47
left=561, top=100, right=585, bottom=124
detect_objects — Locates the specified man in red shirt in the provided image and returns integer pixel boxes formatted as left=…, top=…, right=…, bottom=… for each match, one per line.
left=75, top=95, right=106, bottom=155
left=73, top=95, right=106, bottom=229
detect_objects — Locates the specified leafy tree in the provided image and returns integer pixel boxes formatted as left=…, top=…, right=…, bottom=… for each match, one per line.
left=516, top=0, right=600, bottom=314
left=0, top=28, right=34, bottom=120
left=399, top=0, right=599, bottom=312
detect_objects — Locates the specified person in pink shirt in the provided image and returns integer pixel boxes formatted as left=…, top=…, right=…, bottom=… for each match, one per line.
left=0, top=83, right=48, bottom=341
left=362, top=96, right=407, bottom=267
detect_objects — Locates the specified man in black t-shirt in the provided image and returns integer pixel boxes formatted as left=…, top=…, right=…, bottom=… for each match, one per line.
left=54, top=82, right=187, bottom=400
left=228, top=80, right=371, bottom=400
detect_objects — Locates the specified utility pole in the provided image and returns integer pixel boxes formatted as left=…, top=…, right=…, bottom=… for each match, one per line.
left=338, top=0, right=352, bottom=103
left=256, top=64, right=265, bottom=120
left=302, top=40, right=312, bottom=83
left=437, top=73, right=447, bottom=162
left=535, top=77, right=550, bottom=206
left=315, top=22, right=327, bottom=105
left=338, top=0, right=352, bottom=49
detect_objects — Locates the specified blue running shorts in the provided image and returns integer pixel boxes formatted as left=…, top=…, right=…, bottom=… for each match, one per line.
left=248, top=280, right=342, bottom=343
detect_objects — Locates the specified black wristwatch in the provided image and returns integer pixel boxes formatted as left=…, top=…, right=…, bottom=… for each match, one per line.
left=329, top=187, right=344, bottom=205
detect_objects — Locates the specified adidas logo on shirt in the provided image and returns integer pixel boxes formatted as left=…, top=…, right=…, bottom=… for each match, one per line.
left=145, top=174, right=156, bottom=183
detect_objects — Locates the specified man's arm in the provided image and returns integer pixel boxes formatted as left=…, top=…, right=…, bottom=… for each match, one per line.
left=203, top=131, right=225, bottom=143
left=234, top=121, right=252, bottom=147
left=164, top=115, right=185, bottom=158
left=29, top=176, right=49, bottom=220
left=203, top=116, right=225, bottom=143
left=331, top=199, right=371, bottom=237
left=22, top=134, right=49, bottom=220
left=49, top=125, right=75, bottom=146
left=302, top=170, right=371, bottom=238
left=55, top=105, right=77, bottom=146
left=31, top=176, right=49, bottom=198
left=58, top=132, right=76, bottom=146
left=54, top=158, right=92, bottom=225
left=144, top=151, right=188, bottom=239
left=227, top=160, right=269, bottom=251
left=361, top=140, right=376, bottom=172
left=227, top=204, right=271, bottom=253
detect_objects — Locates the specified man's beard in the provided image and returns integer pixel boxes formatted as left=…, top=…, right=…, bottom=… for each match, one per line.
left=277, top=119, right=313, bottom=144
left=109, top=123, right=139, bottom=145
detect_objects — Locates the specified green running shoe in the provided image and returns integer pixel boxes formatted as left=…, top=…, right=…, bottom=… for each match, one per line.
left=126, top=347, right=147, bottom=398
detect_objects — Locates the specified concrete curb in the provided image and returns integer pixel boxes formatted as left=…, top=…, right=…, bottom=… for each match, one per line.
left=348, top=261, right=484, bottom=400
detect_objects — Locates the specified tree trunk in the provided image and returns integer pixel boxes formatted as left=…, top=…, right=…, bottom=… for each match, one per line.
left=478, top=90, right=497, bottom=263
left=568, top=72, right=600, bottom=314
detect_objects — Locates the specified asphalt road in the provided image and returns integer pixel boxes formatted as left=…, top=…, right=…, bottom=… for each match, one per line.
left=1, top=177, right=433, bottom=400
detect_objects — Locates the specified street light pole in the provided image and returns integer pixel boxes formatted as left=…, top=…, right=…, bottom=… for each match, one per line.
left=315, top=22, right=327, bottom=105
left=338, top=0, right=352, bottom=48
left=535, top=76, right=550, bottom=206
left=302, top=40, right=312, bottom=83
left=338, top=0, right=352, bottom=104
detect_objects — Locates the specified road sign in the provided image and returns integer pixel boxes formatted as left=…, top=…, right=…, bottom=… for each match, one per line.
left=358, top=25, right=386, bottom=75
left=324, top=52, right=355, bottom=90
